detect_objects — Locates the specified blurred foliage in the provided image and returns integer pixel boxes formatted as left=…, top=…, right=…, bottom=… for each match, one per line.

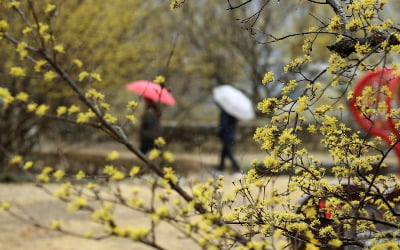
left=0, top=0, right=304, bottom=165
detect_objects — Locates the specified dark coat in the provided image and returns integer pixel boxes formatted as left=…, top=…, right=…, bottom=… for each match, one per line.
left=218, top=110, right=237, bottom=144
left=140, top=106, right=160, bottom=142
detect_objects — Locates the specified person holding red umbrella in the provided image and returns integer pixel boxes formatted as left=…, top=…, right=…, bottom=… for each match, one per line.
left=140, top=97, right=161, bottom=154
left=125, top=76, right=176, bottom=154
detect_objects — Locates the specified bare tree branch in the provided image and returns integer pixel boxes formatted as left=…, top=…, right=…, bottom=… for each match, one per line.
left=326, top=0, right=351, bottom=36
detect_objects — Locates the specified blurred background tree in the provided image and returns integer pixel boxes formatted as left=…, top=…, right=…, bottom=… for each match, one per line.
left=3, top=0, right=400, bottom=174
left=0, top=0, right=299, bottom=170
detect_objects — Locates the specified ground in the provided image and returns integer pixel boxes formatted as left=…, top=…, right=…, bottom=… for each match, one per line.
left=0, top=174, right=301, bottom=250
left=1, top=143, right=398, bottom=250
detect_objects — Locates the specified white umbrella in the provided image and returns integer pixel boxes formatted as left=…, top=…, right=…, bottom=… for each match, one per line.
left=213, top=85, right=255, bottom=121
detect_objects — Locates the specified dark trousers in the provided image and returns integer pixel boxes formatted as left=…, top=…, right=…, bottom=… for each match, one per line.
left=140, top=138, right=154, bottom=154
left=218, top=141, right=240, bottom=171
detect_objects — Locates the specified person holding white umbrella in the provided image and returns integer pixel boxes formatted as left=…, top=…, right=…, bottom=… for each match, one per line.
left=217, top=108, right=241, bottom=173
left=213, top=85, right=255, bottom=175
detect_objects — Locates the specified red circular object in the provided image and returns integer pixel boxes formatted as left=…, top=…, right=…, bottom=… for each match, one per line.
left=350, top=69, right=400, bottom=175
left=350, top=69, right=393, bottom=142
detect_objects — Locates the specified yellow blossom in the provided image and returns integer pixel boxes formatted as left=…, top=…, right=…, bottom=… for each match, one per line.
left=103, top=165, right=125, bottom=180
left=126, top=100, right=138, bottom=109
left=86, top=182, right=96, bottom=190
left=35, top=104, right=49, bottom=116
left=129, top=166, right=141, bottom=177
left=9, top=155, right=23, bottom=164
left=16, top=42, right=28, bottom=59
left=282, top=80, right=297, bottom=95
left=0, top=20, right=9, bottom=30
left=16, top=92, right=29, bottom=102
left=170, top=0, right=181, bottom=10
left=34, top=60, right=47, bottom=72
left=327, top=53, right=347, bottom=74
left=44, top=4, right=57, bottom=13
left=315, top=104, right=333, bottom=116
left=131, top=187, right=140, bottom=194
left=54, top=44, right=65, bottom=53
left=91, top=202, right=114, bottom=222
left=355, top=42, right=371, bottom=57
left=128, top=197, right=144, bottom=208
left=262, top=72, right=274, bottom=85
left=9, top=66, right=26, bottom=77
left=296, top=96, right=308, bottom=113
left=153, top=75, right=165, bottom=84
left=78, top=71, right=89, bottom=82
left=163, top=151, right=174, bottom=162
left=364, top=8, right=376, bottom=19
left=84, top=230, right=93, bottom=238
left=345, top=18, right=362, bottom=30
left=326, top=15, right=342, bottom=32
left=319, top=225, right=337, bottom=237
left=151, top=205, right=170, bottom=222
left=85, top=89, right=104, bottom=100
left=54, top=182, right=71, bottom=198
left=257, top=98, right=278, bottom=113
left=36, top=166, right=53, bottom=183
left=91, top=72, right=102, bottom=82
left=154, top=137, right=166, bottom=146
left=307, top=124, right=317, bottom=134
left=100, top=102, right=110, bottom=110
left=68, top=105, right=80, bottom=114
left=125, top=115, right=136, bottom=124
left=23, top=161, right=34, bottom=170
left=38, top=22, right=49, bottom=35
left=76, top=110, right=95, bottom=123
left=76, top=170, right=85, bottom=180
left=53, top=170, right=65, bottom=181
left=163, top=167, right=178, bottom=184
left=111, top=171, right=125, bottom=180
left=263, top=156, right=280, bottom=171
left=1, top=202, right=11, bottom=211
left=68, top=197, right=88, bottom=211
left=129, top=228, right=149, bottom=241
left=106, top=151, right=120, bottom=161
left=328, top=239, right=342, bottom=248
left=148, top=149, right=160, bottom=160
left=279, top=128, right=300, bottom=145
left=103, top=113, right=117, bottom=124
left=273, top=229, right=282, bottom=240
left=305, top=242, right=320, bottom=250
left=284, top=57, right=304, bottom=72
left=45, top=4, right=56, bottom=13
left=74, top=59, right=83, bottom=68
left=56, top=106, right=67, bottom=116
left=44, top=71, right=58, bottom=82
left=0, top=87, right=14, bottom=105
left=22, top=27, right=32, bottom=35
left=381, top=19, right=393, bottom=30
left=50, top=219, right=61, bottom=230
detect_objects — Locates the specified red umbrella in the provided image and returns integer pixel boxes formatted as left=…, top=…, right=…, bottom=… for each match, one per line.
left=125, top=80, right=176, bottom=106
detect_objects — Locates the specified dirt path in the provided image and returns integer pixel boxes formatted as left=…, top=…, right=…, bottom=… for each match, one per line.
left=0, top=174, right=304, bottom=250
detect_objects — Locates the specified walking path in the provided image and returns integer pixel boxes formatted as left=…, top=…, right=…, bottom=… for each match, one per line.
left=34, top=141, right=400, bottom=177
